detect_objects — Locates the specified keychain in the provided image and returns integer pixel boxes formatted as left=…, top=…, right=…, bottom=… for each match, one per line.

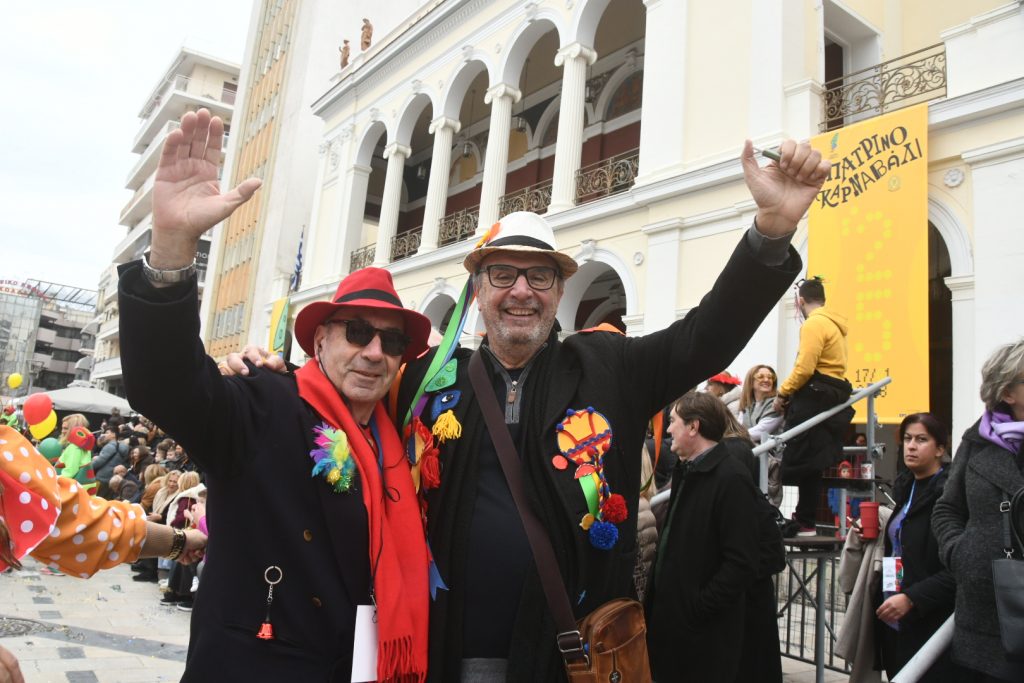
left=257, top=565, right=283, bottom=640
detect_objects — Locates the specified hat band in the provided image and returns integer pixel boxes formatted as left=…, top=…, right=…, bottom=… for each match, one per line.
left=484, top=235, right=555, bottom=251
left=334, top=289, right=402, bottom=307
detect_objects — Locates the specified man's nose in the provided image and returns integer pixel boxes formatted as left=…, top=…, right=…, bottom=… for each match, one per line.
left=509, top=273, right=534, bottom=296
left=360, top=332, right=385, bottom=359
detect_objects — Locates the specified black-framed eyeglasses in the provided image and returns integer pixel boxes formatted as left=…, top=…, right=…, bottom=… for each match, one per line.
left=478, top=264, right=558, bottom=290
left=324, top=318, right=410, bottom=357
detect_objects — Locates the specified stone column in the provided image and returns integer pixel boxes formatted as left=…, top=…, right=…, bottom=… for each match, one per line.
left=477, top=83, right=521, bottom=232
left=549, top=43, right=596, bottom=213
left=373, top=142, right=411, bottom=266
left=641, top=218, right=683, bottom=331
left=420, top=117, right=461, bottom=253
left=944, top=275, right=975, bottom=445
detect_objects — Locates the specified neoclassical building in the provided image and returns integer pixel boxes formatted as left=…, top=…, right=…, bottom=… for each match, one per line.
left=219, top=0, right=1024, bottom=444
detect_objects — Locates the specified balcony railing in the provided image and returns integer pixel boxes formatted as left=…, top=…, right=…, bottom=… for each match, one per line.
left=439, top=205, right=479, bottom=247
left=391, top=228, right=422, bottom=261
left=350, top=244, right=375, bottom=272
left=499, top=179, right=552, bottom=216
left=821, top=43, right=946, bottom=132
left=575, top=148, right=640, bottom=203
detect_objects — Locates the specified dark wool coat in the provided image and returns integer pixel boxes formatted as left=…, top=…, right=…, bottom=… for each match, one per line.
left=645, top=442, right=761, bottom=683
left=119, top=264, right=371, bottom=683
left=932, top=420, right=1024, bottom=681
left=876, top=469, right=959, bottom=682
left=396, top=236, right=801, bottom=681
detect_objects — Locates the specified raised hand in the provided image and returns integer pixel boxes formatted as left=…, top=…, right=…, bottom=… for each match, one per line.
left=150, top=108, right=262, bottom=269
left=741, top=139, right=830, bottom=238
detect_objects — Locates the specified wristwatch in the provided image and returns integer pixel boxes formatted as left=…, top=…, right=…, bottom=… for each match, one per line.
left=142, top=251, right=197, bottom=284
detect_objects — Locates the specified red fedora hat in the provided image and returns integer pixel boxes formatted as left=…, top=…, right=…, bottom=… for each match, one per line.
left=294, top=268, right=431, bottom=363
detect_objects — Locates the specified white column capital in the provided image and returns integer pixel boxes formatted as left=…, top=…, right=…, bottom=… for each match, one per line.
left=554, top=43, right=597, bottom=68
left=429, top=116, right=462, bottom=136
left=484, top=83, right=522, bottom=105
left=944, top=274, right=975, bottom=300
left=383, top=142, right=412, bottom=160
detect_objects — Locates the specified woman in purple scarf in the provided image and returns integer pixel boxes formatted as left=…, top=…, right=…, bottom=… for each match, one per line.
left=933, top=338, right=1024, bottom=682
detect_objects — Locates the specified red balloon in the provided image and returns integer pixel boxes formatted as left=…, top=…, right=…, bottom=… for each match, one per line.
left=22, top=393, right=53, bottom=425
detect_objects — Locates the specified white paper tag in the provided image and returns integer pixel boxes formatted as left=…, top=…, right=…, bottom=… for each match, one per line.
left=351, top=604, right=378, bottom=682
left=881, top=556, right=902, bottom=592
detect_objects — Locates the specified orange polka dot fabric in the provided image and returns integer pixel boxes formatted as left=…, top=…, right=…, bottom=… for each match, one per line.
left=1, top=426, right=146, bottom=577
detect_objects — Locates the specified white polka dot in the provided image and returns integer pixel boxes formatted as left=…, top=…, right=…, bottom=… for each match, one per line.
left=0, top=438, right=6, bottom=443
left=98, top=531, right=109, bottom=542
left=18, top=491, right=31, bottom=504
left=79, top=573, right=89, bottom=578
left=49, top=526, right=59, bottom=538
left=46, top=468, right=54, bottom=478
left=129, top=537, right=134, bottom=547
left=108, top=552, right=119, bottom=562
left=50, top=554, right=60, bottom=561
left=106, top=542, right=114, bottom=551
left=19, top=447, right=29, bottom=457
left=107, top=509, right=114, bottom=517
left=128, top=511, right=136, bottom=520
left=112, top=518, right=122, bottom=528
left=2, top=451, right=13, bottom=461
left=72, top=504, right=79, bottom=516
left=35, top=469, right=41, bottom=480
left=75, top=524, right=86, bottom=533
left=90, top=502, right=101, bottom=510
left=40, top=499, right=48, bottom=510
left=20, top=520, right=33, bottom=533
left=18, top=472, right=30, bottom=484
left=72, top=534, right=84, bottom=545
left=69, top=484, right=77, bottom=494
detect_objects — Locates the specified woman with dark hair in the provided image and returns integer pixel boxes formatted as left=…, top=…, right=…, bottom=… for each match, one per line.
left=128, top=444, right=154, bottom=481
left=933, top=339, right=1024, bottom=681
left=873, top=412, right=961, bottom=682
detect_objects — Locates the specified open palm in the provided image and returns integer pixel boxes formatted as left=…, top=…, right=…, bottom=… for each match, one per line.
left=153, top=109, right=261, bottom=243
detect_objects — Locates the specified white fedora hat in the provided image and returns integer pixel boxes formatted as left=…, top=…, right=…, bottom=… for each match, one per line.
left=462, top=211, right=578, bottom=278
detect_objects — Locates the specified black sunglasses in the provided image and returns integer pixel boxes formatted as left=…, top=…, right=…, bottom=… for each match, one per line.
left=478, top=264, right=558, bottom=290
left=324, top=318, right=410, bottom=357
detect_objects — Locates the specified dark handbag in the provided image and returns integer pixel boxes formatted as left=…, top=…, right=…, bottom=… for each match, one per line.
left=468, top=351, right=652, bottom=683
left=992, top=487, right=1024, bottom=660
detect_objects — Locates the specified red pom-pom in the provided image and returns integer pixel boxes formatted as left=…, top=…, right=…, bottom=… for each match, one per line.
left=421, top=447, right=441, bottom=490
left=602, top=494, right=627, bottom=523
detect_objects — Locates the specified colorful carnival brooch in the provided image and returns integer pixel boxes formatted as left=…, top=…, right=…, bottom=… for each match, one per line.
left=554, top=407, right=628, bottom=550
left=309, top=423, right=357, bottom=493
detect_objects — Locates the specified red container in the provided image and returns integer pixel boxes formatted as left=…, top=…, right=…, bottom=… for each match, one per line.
left=860, top=502, right=880, bottom=540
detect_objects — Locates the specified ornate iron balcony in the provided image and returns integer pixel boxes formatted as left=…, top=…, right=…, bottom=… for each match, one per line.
left=349, top=244, right=375, bottom=272
left=499, top=179, right=553, bottom=216
left=821, top=43, right=946, bottom=132
left=439, top=205, right=479, bottom=246
left=391, top=228, right=422, bottom=261
left=575, top=148, right=640, bottom=203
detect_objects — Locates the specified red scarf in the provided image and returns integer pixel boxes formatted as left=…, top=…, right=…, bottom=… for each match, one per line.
left=296, top=362, right=428, bottom=682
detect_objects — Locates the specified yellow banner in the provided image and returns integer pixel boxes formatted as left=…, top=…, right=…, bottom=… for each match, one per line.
left=808, top=104, right=929, bottom=424
left=268, top=297, right=290, bottom=355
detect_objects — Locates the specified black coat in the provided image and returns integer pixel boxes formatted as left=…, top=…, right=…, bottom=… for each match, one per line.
left=876, top=469, right=958, bottom=681
left=396, top=235, right=801, bottom=681
left=645, top=442, right=761, bottom=683
left=119, top=264, right=371, bottom=682
left=932, top=420, right=1024, bottom=681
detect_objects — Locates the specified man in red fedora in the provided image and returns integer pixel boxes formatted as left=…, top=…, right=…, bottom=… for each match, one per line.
left=117, top=109, right=429, bottom=682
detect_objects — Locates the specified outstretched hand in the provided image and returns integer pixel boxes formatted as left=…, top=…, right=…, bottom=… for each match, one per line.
left=741, top=139, right=830, bottom=238
left=150, top=108, right=262, bottom=269
left=220, top=345, right=289, bottom=376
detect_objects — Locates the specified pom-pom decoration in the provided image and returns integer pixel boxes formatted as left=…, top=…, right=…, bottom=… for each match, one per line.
left=588, top=520, right=618, bottom=550
left=602, top=493, right=628, bottom=524
left=420, top=446, right=441, bottom=490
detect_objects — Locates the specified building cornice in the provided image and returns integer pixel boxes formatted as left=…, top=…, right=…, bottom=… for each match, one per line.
left=929, top=77, right=1024, bottom=131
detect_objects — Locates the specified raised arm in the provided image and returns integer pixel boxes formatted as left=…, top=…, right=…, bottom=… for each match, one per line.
left=149, top=108, right=261, bottom=274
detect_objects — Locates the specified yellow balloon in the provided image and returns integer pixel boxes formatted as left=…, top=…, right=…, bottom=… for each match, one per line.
left=29, top=410, right=58, bottom=440
left=6, top=373, right=22, bottom=389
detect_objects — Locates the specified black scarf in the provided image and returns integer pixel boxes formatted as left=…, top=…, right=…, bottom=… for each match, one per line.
left=425, top=332, right=577, bottom=682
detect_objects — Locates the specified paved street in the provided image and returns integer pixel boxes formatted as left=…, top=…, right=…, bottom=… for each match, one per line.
left=1, top=560, right=188, bottom=682
left=1, top=557, right=850, bottom=682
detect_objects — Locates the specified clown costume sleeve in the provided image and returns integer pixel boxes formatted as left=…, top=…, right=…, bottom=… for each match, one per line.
left=0, top=425, right=146, bottom=578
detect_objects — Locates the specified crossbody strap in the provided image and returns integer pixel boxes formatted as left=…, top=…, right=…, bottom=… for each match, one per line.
left=467, top=350, right=588, bottom=666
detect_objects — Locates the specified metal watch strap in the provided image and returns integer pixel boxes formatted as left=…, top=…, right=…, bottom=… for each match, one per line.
left=142, top=252, right=197, bottom=284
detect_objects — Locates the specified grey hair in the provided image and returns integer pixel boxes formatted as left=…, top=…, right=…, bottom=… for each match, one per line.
left=980, top=338, right=1024, bottom=411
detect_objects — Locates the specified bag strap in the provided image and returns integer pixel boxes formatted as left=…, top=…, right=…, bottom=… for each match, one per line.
left=467, top=350, right=589, bottom=667
left=1001, top=492, right=1018, bottom=559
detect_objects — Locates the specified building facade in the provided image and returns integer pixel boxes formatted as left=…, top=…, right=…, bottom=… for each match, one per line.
left=0, top=280, right=96, bottom=397
left=229, top=0, right=1020, bottom=444
left=90, top=48, right=239, bottom=396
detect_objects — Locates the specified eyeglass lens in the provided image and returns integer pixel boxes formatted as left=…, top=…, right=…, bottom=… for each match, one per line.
left=332, top=319, right=409, bottom=356
left=484, top=265, right=557, bottom=290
